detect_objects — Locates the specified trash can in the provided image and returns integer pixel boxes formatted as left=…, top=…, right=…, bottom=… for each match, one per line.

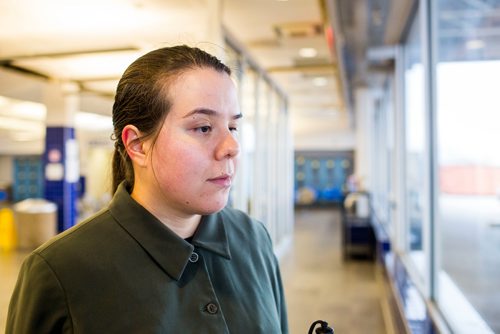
left=13, top=199, right=57, bottom=250
left=342, top=192, right=375, bottom=260
left=343, top=191, right=370, bottom=218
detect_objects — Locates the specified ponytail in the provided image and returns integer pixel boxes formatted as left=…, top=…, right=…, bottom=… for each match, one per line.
left=111, top=148, right=123, bottom=194
left=111, top=145, right=133, bottom=194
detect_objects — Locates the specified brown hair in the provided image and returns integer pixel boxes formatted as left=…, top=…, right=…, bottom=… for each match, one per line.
left=111, top=45, right=231, bottom=193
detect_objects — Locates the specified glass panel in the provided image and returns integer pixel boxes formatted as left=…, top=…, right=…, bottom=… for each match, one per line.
left=253, top=78, right=270, bottom=223
left=224, top=45, right=241, bottom=210
left=404, top=8, right=426, bottom=270
left=240, top=66, right=258, bottom=214
left=266, top=88, right=278, bottom=242
left=386, top=80, right=395, bottom=237
left=373, top=102, right=386, bottom=221
left=435, top=0, right=500, bottom=332
left=276, top=95, right=290, bottom=242
left=372, top=81, right=394, bottom=233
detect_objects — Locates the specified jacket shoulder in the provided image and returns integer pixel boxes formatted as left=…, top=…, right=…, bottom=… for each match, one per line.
left=220, top=206, right=261, bottom=230
left=220, top=207, right=273, bottom=247
left=7, top=252, right=73, bottom=333
left=34, top=208, right=115, bottom=258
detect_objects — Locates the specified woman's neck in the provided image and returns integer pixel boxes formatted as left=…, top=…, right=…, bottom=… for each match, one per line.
left=130, top=188, right=201, bottom=239
left=155, top=212, right=201, bottom=239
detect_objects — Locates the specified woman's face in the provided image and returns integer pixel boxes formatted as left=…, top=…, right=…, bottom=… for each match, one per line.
left=145, top=67, right=241, bottom=216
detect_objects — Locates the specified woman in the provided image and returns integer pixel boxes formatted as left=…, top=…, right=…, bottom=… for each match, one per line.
left=7, top=45, right=288, bottom=333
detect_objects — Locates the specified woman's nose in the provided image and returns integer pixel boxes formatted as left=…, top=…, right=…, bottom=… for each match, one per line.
left=215, top=130, right=240, bottom=160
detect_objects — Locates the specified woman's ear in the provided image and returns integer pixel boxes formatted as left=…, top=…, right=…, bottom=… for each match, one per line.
left=122, top=125, right=148, bottom=167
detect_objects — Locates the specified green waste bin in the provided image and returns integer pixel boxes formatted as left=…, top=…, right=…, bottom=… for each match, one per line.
left=13, top=199, right=57, bottom=250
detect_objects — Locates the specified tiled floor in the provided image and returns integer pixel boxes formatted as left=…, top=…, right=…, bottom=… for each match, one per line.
left=0, top=207, right=387, bottom=333
left=0, top=250, right=29, bottom=334
left=281, top=208, right=387, bottom=334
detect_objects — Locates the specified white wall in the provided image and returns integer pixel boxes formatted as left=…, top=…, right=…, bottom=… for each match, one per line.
left=0, top=156, right=13, bottom=186
left=294, top=130, right=355, bottom=151
left=85, top=148, right=113, bottom=199
left=0, top=140, right=44, bottom=156
left=291, top=108, right=355, bottom=151
left=353, top=87, right=375, bottom=191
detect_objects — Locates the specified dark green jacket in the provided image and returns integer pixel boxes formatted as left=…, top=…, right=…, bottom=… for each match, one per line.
left=7, top=183, right=288, bottom=333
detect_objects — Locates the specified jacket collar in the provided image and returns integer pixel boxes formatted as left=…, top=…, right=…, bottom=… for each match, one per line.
left=193, top=213, right=232, bottom=260
left=108, top=182, right=231, bottom=281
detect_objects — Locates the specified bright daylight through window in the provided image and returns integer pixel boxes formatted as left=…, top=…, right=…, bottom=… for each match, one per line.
left=435, top=1, right=500, bottom=333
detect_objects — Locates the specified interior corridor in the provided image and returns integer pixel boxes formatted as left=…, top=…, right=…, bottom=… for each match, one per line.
left=1, top=208, right=387, bottom=334
left=281, top=208, right=387, bottom=334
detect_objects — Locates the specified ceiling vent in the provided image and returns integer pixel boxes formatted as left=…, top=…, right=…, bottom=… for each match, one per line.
left=293, top=56, right=331, bottom=67
left=274, top=21, right=323, bottom=39
left=247, top=38, right=281, bottom=48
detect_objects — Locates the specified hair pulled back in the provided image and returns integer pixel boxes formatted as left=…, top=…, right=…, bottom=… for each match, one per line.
left=111, top=45, right=231, bottom=194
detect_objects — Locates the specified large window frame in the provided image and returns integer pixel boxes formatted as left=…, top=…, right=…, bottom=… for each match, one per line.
left=223, top=37, right=293, bottom=251
left=399, top=1, right=433, bottom=298
left=387, top=0, right=499, bottom=332
left=430, top=0, right=498, bottom=332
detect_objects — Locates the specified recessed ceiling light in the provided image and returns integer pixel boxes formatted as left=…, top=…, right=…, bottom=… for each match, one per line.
left=299, top=48, right=317, bottom=58
left=313, top=77, right=328, bottom=87
left=75, top=112, right=113, bottom=131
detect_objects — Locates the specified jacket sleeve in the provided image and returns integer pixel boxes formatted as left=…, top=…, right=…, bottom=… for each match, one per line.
left=274, top=262, right=289, bottom=334
left=258, top=222, right=289, bottom=334
left=6, top=252, right=72, bottom=334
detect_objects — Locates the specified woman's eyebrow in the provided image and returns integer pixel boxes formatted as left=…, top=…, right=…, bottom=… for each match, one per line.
left=183, top=108, right=243, bottom=120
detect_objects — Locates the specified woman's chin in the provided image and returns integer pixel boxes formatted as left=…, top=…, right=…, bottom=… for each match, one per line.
left=197, top=198, right=229, bottom=215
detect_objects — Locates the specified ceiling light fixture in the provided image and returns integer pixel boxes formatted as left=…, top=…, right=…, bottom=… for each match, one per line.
left=0, top=95, right=46, bottom=121
left=313, top=77, right=328, bottom=87
left=75, top=112, right=113, bottom=131
left=299, top=48, right=317, bottom=58
left=13, top=51, right=142, bottom=81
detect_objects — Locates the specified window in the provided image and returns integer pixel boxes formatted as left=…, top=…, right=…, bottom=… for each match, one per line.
left=434, top=0, right=500, bottom=332
left=403, top=7, right=427, bottom=277
left=372, top=79, right=395, bottom=234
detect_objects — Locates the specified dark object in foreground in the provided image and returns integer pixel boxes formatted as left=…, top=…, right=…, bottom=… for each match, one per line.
left=308, top=320, right=334, bottom=333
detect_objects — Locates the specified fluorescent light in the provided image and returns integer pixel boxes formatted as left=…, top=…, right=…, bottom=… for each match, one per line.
left=75, top=112, right=113, bottom=131
left=0, top=116, right=43, bottom=132
left=14, top=51, right=142, bottom=81
left=313, top=77, right=328, bottom=87
left=299, top=48, right=317, bottom=58
left=0, top=95, right=112, bottom=134
left=10, top=131, right=44, bottom=142
left=10, top=101, right=46, bottom=121
left=0, top=95, right=46, bottom=121
left=0, top=96, right=9, bottom=108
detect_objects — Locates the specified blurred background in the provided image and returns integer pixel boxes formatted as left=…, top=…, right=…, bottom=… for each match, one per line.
left=1, top=0, right=500, bottom=333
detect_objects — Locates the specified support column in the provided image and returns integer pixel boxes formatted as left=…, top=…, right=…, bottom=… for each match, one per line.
left=43, top=81, right=80, bottom=232
left=354, top=86, right=374, bottom=192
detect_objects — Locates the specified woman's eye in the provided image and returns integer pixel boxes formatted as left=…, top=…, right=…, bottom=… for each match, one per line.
left=196, top=126, right=211, bottom=133
left=229, top=126, right=239, bottom=133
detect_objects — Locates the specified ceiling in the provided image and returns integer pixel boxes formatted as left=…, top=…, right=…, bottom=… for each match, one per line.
left=0, top=0, right=405, bottom=149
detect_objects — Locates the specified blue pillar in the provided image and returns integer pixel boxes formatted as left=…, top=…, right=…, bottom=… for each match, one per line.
left=43, top=82, right=80, bottom=232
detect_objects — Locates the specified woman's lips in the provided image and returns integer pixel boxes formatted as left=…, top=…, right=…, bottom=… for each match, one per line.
left=207, top=174, right=232, bottom=187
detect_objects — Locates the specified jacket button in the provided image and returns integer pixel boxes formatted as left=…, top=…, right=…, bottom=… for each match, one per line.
left=189, top=252, right=199, bottom=263
left=206, top=303, right=218, bottom=314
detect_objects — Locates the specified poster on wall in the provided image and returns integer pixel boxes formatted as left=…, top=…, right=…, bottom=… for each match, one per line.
left=294, top=150, right=354, bottom=206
